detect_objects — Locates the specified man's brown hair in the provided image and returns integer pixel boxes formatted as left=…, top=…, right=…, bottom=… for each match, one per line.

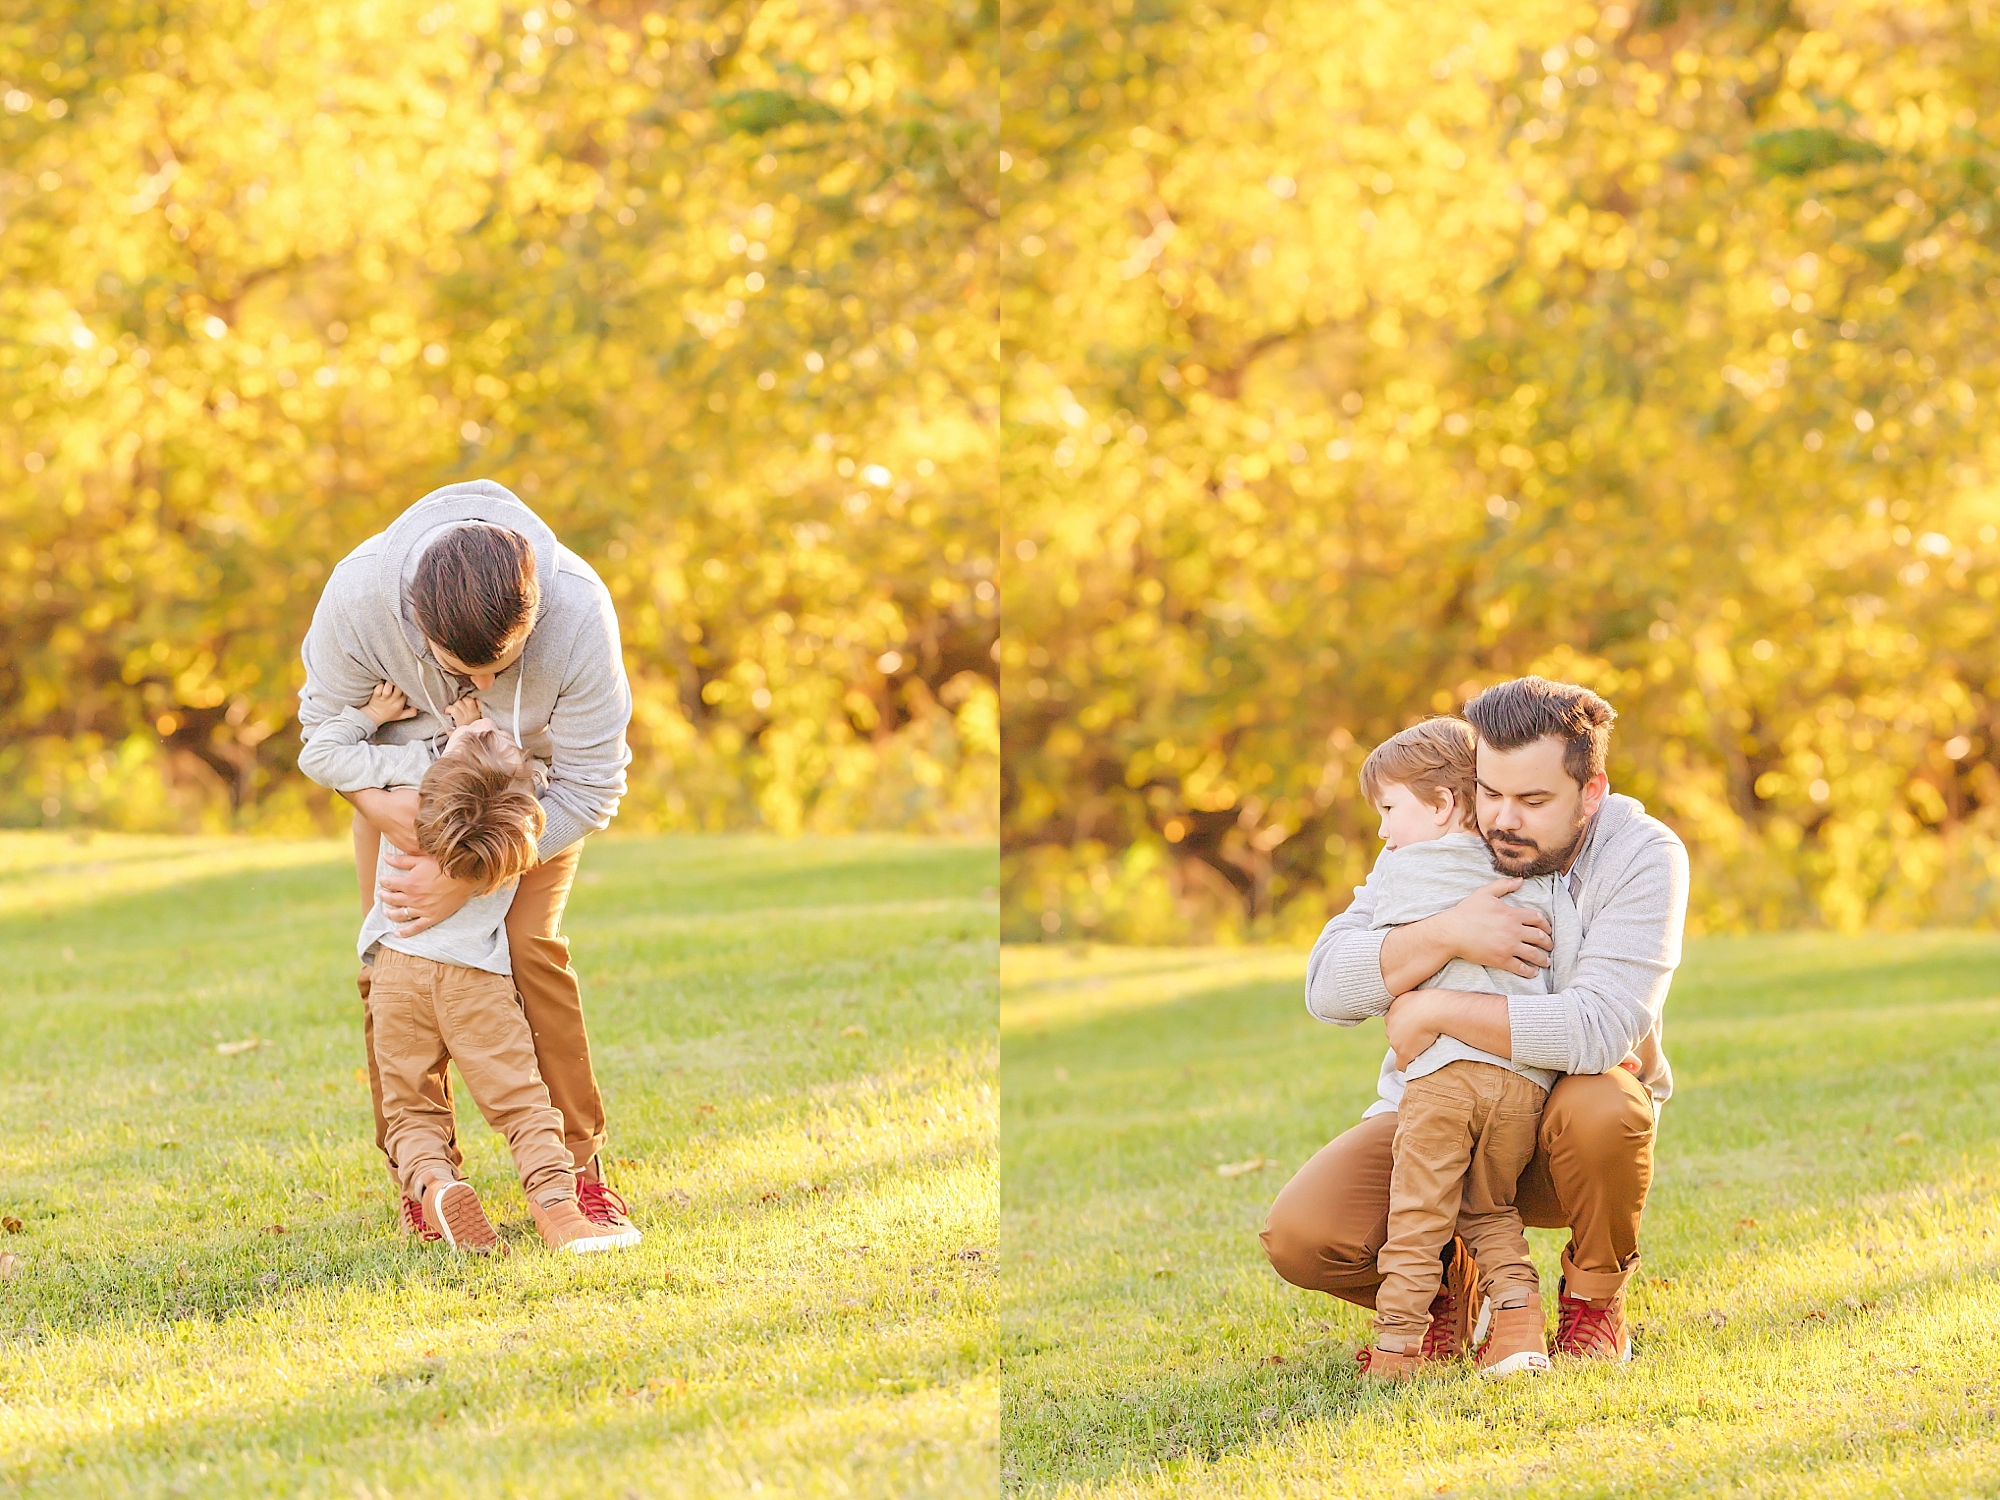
left=410, top=524, right=540, bottom=668
left=1462, top=676, right=1616, bottom=787
left=1359, top=717, right=1477, bottom=825
left=415, top=730, right=544, bottom=893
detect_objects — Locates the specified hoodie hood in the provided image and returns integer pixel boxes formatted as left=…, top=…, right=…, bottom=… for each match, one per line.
left=371, top=479, right=560, bottom=659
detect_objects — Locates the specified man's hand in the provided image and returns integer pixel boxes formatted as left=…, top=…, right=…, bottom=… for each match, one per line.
left=1381, top=877, right=1554, bottom=995
left=1384, top=991, right=1442, bottom=1071
left=377, top=847, right=477, bottom=936
left=347, top=786, right=421, bottom=855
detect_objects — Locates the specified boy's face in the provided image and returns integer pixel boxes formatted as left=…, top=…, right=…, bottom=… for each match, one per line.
left=1373, top=781, right=1459, bottom=852
left=1475, top=735, right=1608, bottom=876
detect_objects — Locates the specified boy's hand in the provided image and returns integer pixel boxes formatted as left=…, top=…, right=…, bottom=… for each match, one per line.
left=1385, top=993, right=1442, bottom=1070
left=362, top=682, right=413, bottom=727
left=445, top=695, right=484, bottom=728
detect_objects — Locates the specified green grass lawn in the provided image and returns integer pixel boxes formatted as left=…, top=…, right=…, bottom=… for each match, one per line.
left=0, top=831, right=997, bottom=1498
left=1002, top=936, right=2000, bottom=1498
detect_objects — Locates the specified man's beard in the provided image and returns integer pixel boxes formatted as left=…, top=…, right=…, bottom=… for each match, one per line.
left=1485, top=813, right=1590, bottom=878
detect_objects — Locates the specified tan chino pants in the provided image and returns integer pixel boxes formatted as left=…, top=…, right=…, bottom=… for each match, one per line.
left=357, top=833, right=608, bottom=1184
left=1374, top=1061, right=1545, bottom=1347
left=366, top=947, right=575, bottom=1205
left=1262, top=1067, right=1655, bottom=1307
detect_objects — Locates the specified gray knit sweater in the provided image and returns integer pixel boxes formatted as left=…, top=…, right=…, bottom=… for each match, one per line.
left=1307, top=793, right=1689, bottom=1111
left=297, top=481, right=631, bottom=860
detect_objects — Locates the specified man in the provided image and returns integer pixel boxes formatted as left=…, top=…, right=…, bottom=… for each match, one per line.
left=1261, top=676, right=1689, bottom=1362
left=297, top=479, right=638, bottom=1241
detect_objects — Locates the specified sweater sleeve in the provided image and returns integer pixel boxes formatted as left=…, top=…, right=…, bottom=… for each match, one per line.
left=298, top=568, right=389, bottom=744
left=1506, top=830, right=1690, bottom=1074
left=297, top=708, right=435, bottom=794
left=1304, top=863, right=1396, bottom=1024
left=536, top=582, right=633, bottom=859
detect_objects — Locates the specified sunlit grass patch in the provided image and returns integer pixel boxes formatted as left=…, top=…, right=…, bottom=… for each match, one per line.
left=1002, top=933, right=2000, bottom=1498
left=0, top=831, right=997, bottom=1499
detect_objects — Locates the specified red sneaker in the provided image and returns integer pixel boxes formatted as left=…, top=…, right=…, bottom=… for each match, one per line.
left=1419, top=1236, right=1479, bottom=1361
left=399, top=1194, right=442, bottom=1244
left=1552, top=1279, right=1632, bottom=1362
left=576, top=1176, right=643, bottom=1245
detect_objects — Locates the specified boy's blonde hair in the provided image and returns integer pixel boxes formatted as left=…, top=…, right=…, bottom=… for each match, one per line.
left=1359, top=717, right=1477, bottom=826
left=415, top=729, right=545, bottom=894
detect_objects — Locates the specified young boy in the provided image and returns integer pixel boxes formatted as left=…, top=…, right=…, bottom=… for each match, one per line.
left=1353, top=718, right=1580, bottom=1380
left=299, top=682, right=637, bottom=1255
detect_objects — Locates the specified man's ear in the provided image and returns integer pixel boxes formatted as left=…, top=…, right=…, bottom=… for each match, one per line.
left=1580, top=770, right=1609, bottom=818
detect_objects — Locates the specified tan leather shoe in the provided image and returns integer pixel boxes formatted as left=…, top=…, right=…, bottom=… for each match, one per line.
left=1477, top=1303, right=1552, bottom=1378
left=1356, top=1344, right=1424, bottom=1382
left=531, top=1196, right=640, bottom=1253
left=1553, top=1280, right=1632, bottom=1362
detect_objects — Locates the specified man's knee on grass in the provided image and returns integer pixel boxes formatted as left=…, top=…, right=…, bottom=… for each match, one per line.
left=1260, top=1197, right=1379, bottom=1290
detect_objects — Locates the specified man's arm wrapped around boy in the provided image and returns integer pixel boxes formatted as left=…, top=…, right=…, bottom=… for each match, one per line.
left=1304, top=863, right=1395, bottom=1025
left=1505, top=826, right=1689, bottom=1076
left=297, top=708, right=435, bottom=795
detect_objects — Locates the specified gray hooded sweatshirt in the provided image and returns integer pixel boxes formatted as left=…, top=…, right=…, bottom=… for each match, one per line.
left=1307, top=793, right=1689, bottom=1116
left=296, top=481, right=632, bottom=860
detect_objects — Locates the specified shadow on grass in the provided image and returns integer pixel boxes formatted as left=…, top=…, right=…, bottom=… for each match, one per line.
left=1001, top=936, right=2000, bottom=1493
left=1003, top=1216, right=2000, bottom=1492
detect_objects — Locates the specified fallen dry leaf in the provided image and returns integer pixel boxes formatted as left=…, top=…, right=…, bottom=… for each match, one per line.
left=2, top=1216, right=21, bottom=1234
left=261, top=1223, right=287, bottom=1235
left=1263, top=1354, right=1286, bottom=1366
left=839, top=1025, right=867, bottom=1038
left=1216, top=1157, right=1267, bottom=1178
left=216, top=1038, right=264, bottom=1057
left=1705, top=1308, right=1729, bottom=1328
left=695, top=1103, right=716, bottom=1116
left=0, top=1252, right=18, bottom=1279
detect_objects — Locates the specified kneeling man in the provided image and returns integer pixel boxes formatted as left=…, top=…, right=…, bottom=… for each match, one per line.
left=1262, top=676, right=1689, bottom=1363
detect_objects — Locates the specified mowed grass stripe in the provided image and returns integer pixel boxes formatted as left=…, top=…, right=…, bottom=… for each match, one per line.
left=1001, top=936, right=2000, bottom=1498
left=0, top=832, right=997, bottom=1500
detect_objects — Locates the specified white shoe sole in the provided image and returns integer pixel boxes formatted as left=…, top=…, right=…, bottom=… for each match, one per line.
left=1480, top=1350, right=1552, bottom=1378
left=558, top=1226, right=642, bottom=1253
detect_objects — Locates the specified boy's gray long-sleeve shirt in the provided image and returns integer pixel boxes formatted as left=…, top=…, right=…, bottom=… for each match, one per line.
left=298, top=707, right=515, bottom=976
left=1307, top=793, right=1689, bottom=1112
left=296, top=480, right=632, bottom=860
left=1368, top=831, right=1577, bottom=1093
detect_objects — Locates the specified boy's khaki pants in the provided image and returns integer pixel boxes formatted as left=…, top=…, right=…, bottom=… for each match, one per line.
left=365, top=947, right=575, bottom=1204
left=1262, top=1067, right=1655, bottom=1309
left=1373, top=1060, right=1545, bottom=1349
left=357, top=837, right=608, bottom=1186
